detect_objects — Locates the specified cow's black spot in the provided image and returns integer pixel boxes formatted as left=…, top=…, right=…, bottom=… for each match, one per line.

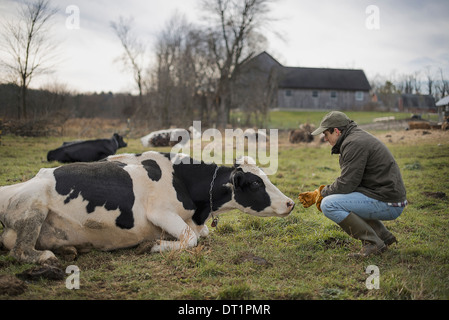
left=169, top=159, right=233, bottom=225
left=172, top=175, right=196, bottom=211
left=141, top=160, right=162, bottom=181
left=161, top=152, right=177, bottom=161
left=233, top=171, right=271, bottom=212
left=53, top=161, right=135, bottom=229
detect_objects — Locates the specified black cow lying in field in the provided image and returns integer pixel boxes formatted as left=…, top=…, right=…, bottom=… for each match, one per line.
left=47, top=133, right=127, bottom=163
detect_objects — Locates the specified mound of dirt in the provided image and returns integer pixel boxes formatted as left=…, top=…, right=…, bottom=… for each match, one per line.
left=422, top=191, right=447, bottom=199
left=16, top=265, right=65, bottom=281
left=0, top=275, right=27, bottom=296
left=235, top=252, right=273, bottom=267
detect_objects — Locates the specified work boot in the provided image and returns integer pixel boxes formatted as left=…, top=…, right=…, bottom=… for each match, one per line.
left=338, top=212, right=386, bottom=258
left=364, top=219, right=398, bottom=246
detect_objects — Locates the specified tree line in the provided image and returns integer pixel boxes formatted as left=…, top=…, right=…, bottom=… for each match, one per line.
left=1, top=0, right=448, bottom=133
left=371, top=67, right=449, bottom=99
left=0, top=0, right=277, bottom=130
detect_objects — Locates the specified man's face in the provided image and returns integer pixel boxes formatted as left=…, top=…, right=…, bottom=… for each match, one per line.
left=323, top=128, right=340, bottom=147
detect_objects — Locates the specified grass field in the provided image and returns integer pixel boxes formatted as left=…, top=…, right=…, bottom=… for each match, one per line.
left=1, top=111, right=448, bottom=300
left=266, top=110, right=438, bottom=129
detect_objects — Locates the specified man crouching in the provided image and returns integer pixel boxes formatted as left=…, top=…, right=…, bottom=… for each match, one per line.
left=299, top=111, right=407, bottom=257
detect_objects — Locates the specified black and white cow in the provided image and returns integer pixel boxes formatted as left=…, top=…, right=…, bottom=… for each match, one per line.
left=140, top=129, right=188, bottom=147
left=47, top=133, right=127, bottom=163
left=0, top=152, right=295, bottom=264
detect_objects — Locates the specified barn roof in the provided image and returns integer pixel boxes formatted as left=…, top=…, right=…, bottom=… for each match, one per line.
left=245, top=52, right=371, bottom=92
left=278, top=67, right=371, bottom=91
left=436, top=95, right=449, bottom=106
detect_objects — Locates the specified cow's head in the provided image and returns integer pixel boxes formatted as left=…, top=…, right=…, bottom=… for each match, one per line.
left=230, top=156, right=295, bottom=217
left=113, top=133, right=128, bottom=148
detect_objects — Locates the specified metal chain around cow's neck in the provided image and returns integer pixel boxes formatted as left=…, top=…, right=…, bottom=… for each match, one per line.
left=209, top=166, right=219, bottom=228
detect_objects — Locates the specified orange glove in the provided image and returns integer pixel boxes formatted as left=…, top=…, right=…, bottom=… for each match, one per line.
left=298, top=185, right=325, bottom=211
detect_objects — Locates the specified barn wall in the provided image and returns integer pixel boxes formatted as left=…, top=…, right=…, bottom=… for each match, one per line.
left=277, top=89, right=370, bottom=110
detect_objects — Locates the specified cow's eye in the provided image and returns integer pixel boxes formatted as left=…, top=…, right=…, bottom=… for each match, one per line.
left=250, top=181, right=260, bottom=190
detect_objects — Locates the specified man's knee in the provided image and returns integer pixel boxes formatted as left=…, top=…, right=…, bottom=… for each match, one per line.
left=320, top=196, right=333, bottom=216
left=320, top=195, right=349, bottom=224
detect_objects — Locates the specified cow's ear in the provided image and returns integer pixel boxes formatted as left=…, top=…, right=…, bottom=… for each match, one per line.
left=232, top=168, right=245, bottom=189
left=234, top=156, right=255, bottom=167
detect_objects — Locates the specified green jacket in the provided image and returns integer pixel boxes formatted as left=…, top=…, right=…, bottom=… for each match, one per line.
left=321, top=122, right=407, bottom=203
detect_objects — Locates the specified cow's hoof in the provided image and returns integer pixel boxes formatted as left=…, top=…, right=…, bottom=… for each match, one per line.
left=35, top=250, right=61, bottom=267
left=135, top=240, right=158, bottom=255
left=199, top=225, right=209, bottom=237
left=55, top=246, right=78, bottom=262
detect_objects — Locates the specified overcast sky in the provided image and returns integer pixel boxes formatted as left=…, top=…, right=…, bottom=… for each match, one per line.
left=1, top=0, right=448, bottom=94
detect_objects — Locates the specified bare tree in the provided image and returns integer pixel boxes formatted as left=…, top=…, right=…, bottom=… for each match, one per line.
left=152, top=12, right=188, bottom=126
left=0, top=0, right=58, bottom=119
left=403, top=74, right=414, bottom=94
left=150, top=12, right=218, bottom=127
left=436, top=68, right=449, bottom=99
left=38, top=79, right=71, bottom=118
left=424, top=66, right=435, bottom=97
left=110, top=16, right=146, bottom=114
left=201, top=0, right=274, bottom=128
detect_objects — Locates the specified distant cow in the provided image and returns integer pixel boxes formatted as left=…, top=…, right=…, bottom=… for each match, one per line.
left=47, top=133, right=127, bottom=163
left=0, top=153, right=295, bottom=264
left=289, top=123, right=315, bottom=144
left=289, top=129, right=314, bottom=143
left=408, top=121, right=431, bottom=130
left=140, top=129, right=188, bottom=147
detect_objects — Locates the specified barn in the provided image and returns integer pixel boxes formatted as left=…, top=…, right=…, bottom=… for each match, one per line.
left=436, top=95, right=449, bottom=122
left=238, top=52, right=372, bottom=110
left=277, top=66, right=372, bottom=110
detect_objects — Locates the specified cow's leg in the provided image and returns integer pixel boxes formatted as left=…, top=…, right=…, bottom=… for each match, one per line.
left=149, top=213, right=198, bottom=252
left=53, top=246, right=78, bottom=261
left=0, top=228, right=16, bottom=250
left=0, top=228, right=10, bottom=251
left=186, top=218, right=209, bottom=237
left=8, top=204, right=57, bottom=265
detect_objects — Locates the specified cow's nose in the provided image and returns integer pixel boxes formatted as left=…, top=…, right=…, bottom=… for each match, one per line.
left=287, top=200, right=295, bottom=211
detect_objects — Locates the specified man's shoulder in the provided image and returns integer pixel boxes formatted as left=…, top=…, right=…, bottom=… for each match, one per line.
left=343, top=127, right=372, bottom=144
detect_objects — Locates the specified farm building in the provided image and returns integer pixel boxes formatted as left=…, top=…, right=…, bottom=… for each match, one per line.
left=436, top=95, right=449, bottom=122
left=237, top=52, right=372, bottom=110
left=374, top=92, right=437, bottom=113
left=277, top=67, right=372, bottom=110
left=398, top=94, right=436, bottom=113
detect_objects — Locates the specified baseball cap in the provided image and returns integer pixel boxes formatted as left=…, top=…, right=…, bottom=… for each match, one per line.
left=311, top=111, right=351, bottom=136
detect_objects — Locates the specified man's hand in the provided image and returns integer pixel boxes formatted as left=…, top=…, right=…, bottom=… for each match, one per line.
left=298, top=185, right=325, bottom=211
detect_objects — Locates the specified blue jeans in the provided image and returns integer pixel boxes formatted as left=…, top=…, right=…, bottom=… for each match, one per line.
left=321, top=192, right=404, bottom=224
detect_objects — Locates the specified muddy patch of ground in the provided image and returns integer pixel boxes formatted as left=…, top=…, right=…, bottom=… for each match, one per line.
left=234, top=252, right=273, bottom=267
left=422, top=191, right=447, bottom=199
left=375, top=129, right=449, bottom=145
left=0, top=275, right=27, bottom=296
